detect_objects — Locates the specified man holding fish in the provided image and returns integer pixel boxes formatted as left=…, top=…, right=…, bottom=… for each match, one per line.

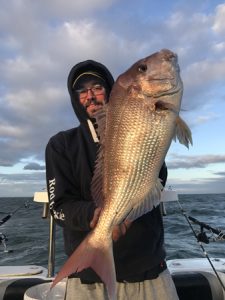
left=45, top=49, right=190, bottom=299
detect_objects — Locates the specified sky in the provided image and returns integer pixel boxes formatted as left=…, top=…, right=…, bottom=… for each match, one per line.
left=0, top=0, right=225, bottom=197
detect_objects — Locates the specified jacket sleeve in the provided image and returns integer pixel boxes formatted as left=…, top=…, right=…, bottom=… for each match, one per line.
left=45, top=134, right=96, bottom=232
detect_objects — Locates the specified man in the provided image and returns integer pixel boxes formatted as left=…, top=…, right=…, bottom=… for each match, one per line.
left=45, top=60, right=179, bottom=299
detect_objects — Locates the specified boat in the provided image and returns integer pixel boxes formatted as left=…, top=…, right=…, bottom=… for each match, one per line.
left=0, top=190, right=224, bottom=299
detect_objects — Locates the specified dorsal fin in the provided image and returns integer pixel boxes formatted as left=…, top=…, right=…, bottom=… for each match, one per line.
left=93, top=104, right=107, bottom=144
left=91, top=104, right=108, bottom=208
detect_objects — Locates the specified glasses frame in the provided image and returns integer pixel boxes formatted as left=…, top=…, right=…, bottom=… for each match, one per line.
left=75, top=84, right=105, bottom=100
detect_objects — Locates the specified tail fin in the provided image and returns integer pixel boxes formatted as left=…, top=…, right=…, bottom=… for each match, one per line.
left=51, top=233, right=116, bottom=300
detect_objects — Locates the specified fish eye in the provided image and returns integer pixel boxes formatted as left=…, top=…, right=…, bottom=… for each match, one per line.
left=138, top=64, right=147, bottom=73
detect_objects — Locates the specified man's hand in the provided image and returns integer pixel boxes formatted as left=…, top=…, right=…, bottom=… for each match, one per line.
left=90, top=208, right=132, bottom=241
left=111, top=220, right=132, bottom=241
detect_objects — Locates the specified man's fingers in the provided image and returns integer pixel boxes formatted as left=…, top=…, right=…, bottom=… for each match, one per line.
left=124, top=219, right=132, bottom=229
left=112, top=225, right=121, bottom=241
left=120, top=223, right=127, bottom=236
left=112, top=220, right=132, bottom=241
left=90, top=207, right=101, bottom=229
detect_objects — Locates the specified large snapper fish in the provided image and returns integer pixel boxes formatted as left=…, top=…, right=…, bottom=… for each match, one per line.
left=52, top=49, right=192, bottom=299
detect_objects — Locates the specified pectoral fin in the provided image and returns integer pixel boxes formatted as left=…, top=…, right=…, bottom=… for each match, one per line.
left=91, top=105, right=107, bottom=207
left=155, top=100, right=178, bottom=113
left=174, top=116, right=193, bottom=148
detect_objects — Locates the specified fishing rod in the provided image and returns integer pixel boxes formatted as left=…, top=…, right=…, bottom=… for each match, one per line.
left=0, top=200, right=30, bottom=226
left=188, top=215, right=225, bottom=242
left=0, top=200, right=30, bottom=253
left=176, top=197, right=225, bottom=292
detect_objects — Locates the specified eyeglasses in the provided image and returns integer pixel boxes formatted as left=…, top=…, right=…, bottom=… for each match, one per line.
left=75, top=84, right=105, bottom=99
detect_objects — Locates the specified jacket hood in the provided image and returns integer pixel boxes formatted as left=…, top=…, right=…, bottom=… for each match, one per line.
left=67, top=60, right=114, bottom=123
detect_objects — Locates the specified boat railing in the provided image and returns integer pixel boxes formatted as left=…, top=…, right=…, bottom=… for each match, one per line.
left=33, top=189, right=178, bottom=278
left=33, top=192, right=55, bottom=278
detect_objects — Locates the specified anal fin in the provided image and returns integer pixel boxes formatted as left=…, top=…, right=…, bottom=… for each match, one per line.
left=125, top=179, right=163, bottom=222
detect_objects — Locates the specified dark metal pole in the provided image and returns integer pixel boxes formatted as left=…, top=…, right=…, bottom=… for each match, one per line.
left=47, top=214, right=56, bottom=278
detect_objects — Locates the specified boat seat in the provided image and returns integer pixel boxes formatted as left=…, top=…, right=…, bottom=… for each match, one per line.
left=0, top=278, right=51, bottom=300
left=1, top=271, right=224, bottom=300
left=172, top=271, right=225, bottom=300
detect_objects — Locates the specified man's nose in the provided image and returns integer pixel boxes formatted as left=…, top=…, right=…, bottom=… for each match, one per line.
left=86, top=88, right=95, bottom=99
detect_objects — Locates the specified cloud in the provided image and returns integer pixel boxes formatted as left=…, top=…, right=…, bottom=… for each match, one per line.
left=191, top=112, right=220, bottom=126
left=0, top=172, right=46, bottom=197
left=0, top=16, right=161, bottom=168
left=167, top=154, right=225, bottom=169
left=167, top=175, right=225, bottom=194
left=0, top=172, right=45, bottom=182
left=23, top=163, right=45, bottom=170
left=182, top=58, right=225, bottom=107
left=34, top=0, right=119, bottom=20
left=0, top=1, right=225, bottom=196
left=213, top=171, right=225, bottom=176
left=212, top=3, right=225, bottom=34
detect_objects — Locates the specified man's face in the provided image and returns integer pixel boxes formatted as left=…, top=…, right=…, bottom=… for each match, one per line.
left=76, top=79, right=106, bottom=117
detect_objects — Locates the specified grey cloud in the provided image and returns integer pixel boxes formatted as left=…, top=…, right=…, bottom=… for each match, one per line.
left=32, top=0, right=119, bottom=20
left=24, top=163, right=45, bottom=170
left=0, top=172, right=45, bottom=182
left=213, top=171, right=225, bottom=176
left=167, top=154, right=225, bottom=169
left=167, top=175, right=225, bottom=194
left=0, top=85, right=77, bottom=167
left=0, top=172, right=46, bottom=197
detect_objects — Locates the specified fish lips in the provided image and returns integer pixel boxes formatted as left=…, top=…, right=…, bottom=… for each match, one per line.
left=137, top=76, right=183, bottom=99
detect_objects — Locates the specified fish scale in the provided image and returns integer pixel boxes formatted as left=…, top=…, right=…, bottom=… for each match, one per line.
left=103, top=102, right=166, bottom=212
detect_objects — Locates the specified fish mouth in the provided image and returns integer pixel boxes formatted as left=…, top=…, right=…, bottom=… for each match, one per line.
left=142, top=77, right=182, bottom=98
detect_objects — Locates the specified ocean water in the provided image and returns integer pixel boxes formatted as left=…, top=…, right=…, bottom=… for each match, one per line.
left=0, top=194, right=225, bottom=272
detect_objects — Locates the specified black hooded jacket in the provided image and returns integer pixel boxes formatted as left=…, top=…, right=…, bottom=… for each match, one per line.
left=45, top=60, right=168, bottom=283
